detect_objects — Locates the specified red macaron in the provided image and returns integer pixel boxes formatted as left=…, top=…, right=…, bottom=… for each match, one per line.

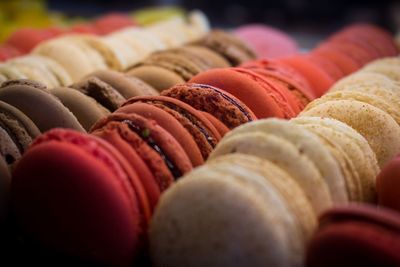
left=377, top=155, right=400, bottom=213
left=12, top=129, right=150, bottom=266
left=190, top=67, right=299, bottom=119
left=306, top=204, right=400, bottom=267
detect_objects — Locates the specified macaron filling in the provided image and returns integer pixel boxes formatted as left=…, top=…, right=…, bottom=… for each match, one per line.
left=121, top=119, right=182, bottom=179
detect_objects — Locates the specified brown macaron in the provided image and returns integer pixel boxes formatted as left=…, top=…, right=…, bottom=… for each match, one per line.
left=86, top=69, right=159, bottom=98
left=71, top=76, right=126, bottom=112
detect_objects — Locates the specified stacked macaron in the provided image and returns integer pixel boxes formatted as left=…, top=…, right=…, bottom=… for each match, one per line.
left=242, top=24, right=399, bottom=98
left=148, top=56, right=400, bottom=267
left=0, top=11, right=209, bottom=85
left=306, top=204, right=400, bottom=267
left=126, top=30, right=255, bottom=91
left=7, top=77, right=257, bottom=264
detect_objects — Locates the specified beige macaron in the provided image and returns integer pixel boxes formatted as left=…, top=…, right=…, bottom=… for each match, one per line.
left=209, top=131, right=333, bottom=214
left=209, top=154, right=317, bottom=245
left=224, top=118, right=348, bottom=204
left=33, top=38, right=99, bottom=81
left=361, top=57, right=400, bottom=82
left=300, top=99, right=400, bottom=167
left=303, top=90, right=400, bottom=125
left=330, top=72, right=400, bottom=93
left=150, top=154, right=301, bottom=267
left=293, top=117, right=378, bottom=202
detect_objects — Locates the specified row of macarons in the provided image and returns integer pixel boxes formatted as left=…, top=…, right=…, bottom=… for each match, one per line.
left=0, top=10, right=211, bottom=83
left=1, top=34, right=396, bottom=176
left=148, top=56, right=400, bottom=267
left=1, top=53, right=399, bottom=267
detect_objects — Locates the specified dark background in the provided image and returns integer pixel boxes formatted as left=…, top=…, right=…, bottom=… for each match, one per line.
left=47, top=0, right=400, bottom=48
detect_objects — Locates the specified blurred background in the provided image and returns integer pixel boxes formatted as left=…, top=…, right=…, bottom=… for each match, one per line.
left=1, top=0, right=399, bottom=48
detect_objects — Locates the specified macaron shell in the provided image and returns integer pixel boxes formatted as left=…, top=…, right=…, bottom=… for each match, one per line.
left=127, top=65, right=185, bottom=92
left=92, top=125, right=160, bottom=211
left=0, top=83, right=84, bottom=132
left=86, top=70, right=159, bottom=98
left=200, top=111, right=230, bottom=137
left=122, top=95, right=221, bottom=159
left=51, top=87, right=110, bottom=131
left=301, top=99, right=400, bottom=167
left=150, top=162, right=296, bottom=267
left=306, top=221, right=400, bottom=267
left=209, top=131, right=333, bottom=214
left=210, top=154, right=316, bottom=243
left=362, top=61, right=400, bottom=82
left=313, top=45, right=360, bottom=75
left=278, top=55, right=335, bottom=97
left=71, top=77, right=126, bottom=112
left=190, top=68, right=285, bottom=119
left=12, top=130, right=142, bottom=266
left=33, top=39, right=98, bottom=81
left=92, top=112, right=193, bottom=179
left=234, top=24, right=298, bottom=58
left=92, top=122, right=174, bottom=192
left=117, top=102, right=204, bottom=167
left=306, top=53, right=345, bottom=80
left=226, top=118, right=348, bottom=204
left=304, top=90, right=400, bottom=125
left=0, top=100, right=41, bottom=150
left=196, top=30, right=256, bottom=65
left=161, top=83, right=257, bottom=128
left=377, top=157, right=400, bottom=212
left=208, top=160, right=305, bottom=265
left=182, top=45, right=231, bottom=68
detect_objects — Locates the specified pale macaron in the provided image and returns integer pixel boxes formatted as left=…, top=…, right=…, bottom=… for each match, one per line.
left=300, top=99, right=400, bottom=167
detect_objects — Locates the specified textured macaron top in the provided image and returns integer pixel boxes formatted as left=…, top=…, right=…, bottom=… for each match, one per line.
left=161, top=83, right=257, bottom=128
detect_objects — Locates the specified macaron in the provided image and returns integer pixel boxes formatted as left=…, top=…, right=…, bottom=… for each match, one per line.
left=150, top=154, right=305, bottom=267
left=161, top=83, right=257, bottom=129
left=234, top=24, right=298, bottom=58
left=116, top=102, right=204, bottom=167
left=91, top=112, right=193, bottom=184
left=300, top=99, right=400, bottom=167
left=190, top=67, right=298, bottom=119
left=304, top=90, right=400, bottom=125
left=51, top=87, right=110, bottom=131
left=71, top=77, right=126, bottom=112
left=225, top=118, right=349, bottom=204
left=181, top=45, right=231, bottom=68
left=0, top=156, right=10, bottom=224
left=5, top=28, right=53, bottom=54
left=361, top=57, right=400, bottom=82
left=313, top=44, right=361, bottom=75
left=209, top=131, right=332, bottom=214
left=377, top=156, right=400, bottom=212
left=0, top=100, right=41, bottom=166
left=292, top=117, right=379, bottom=202
left=0, top=80, right=84, bottom=132
left=195, top=30, right=256, bottom=65
left=90, top=121, right=160, bottom=210
left=94, top=13, right=136, bottom=35
left=86, top=69, right=159, bottom=98
left=12, top=129, right=149, bottom=266
left=33, top=38, right=103, bottom=81
left=278, top=55, right=336, bottom=97
left=127, top=65, right=185, bottom=92
left=121, top=96, right=221, bottom=160
left=306, top=204, right=400, bottom=267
